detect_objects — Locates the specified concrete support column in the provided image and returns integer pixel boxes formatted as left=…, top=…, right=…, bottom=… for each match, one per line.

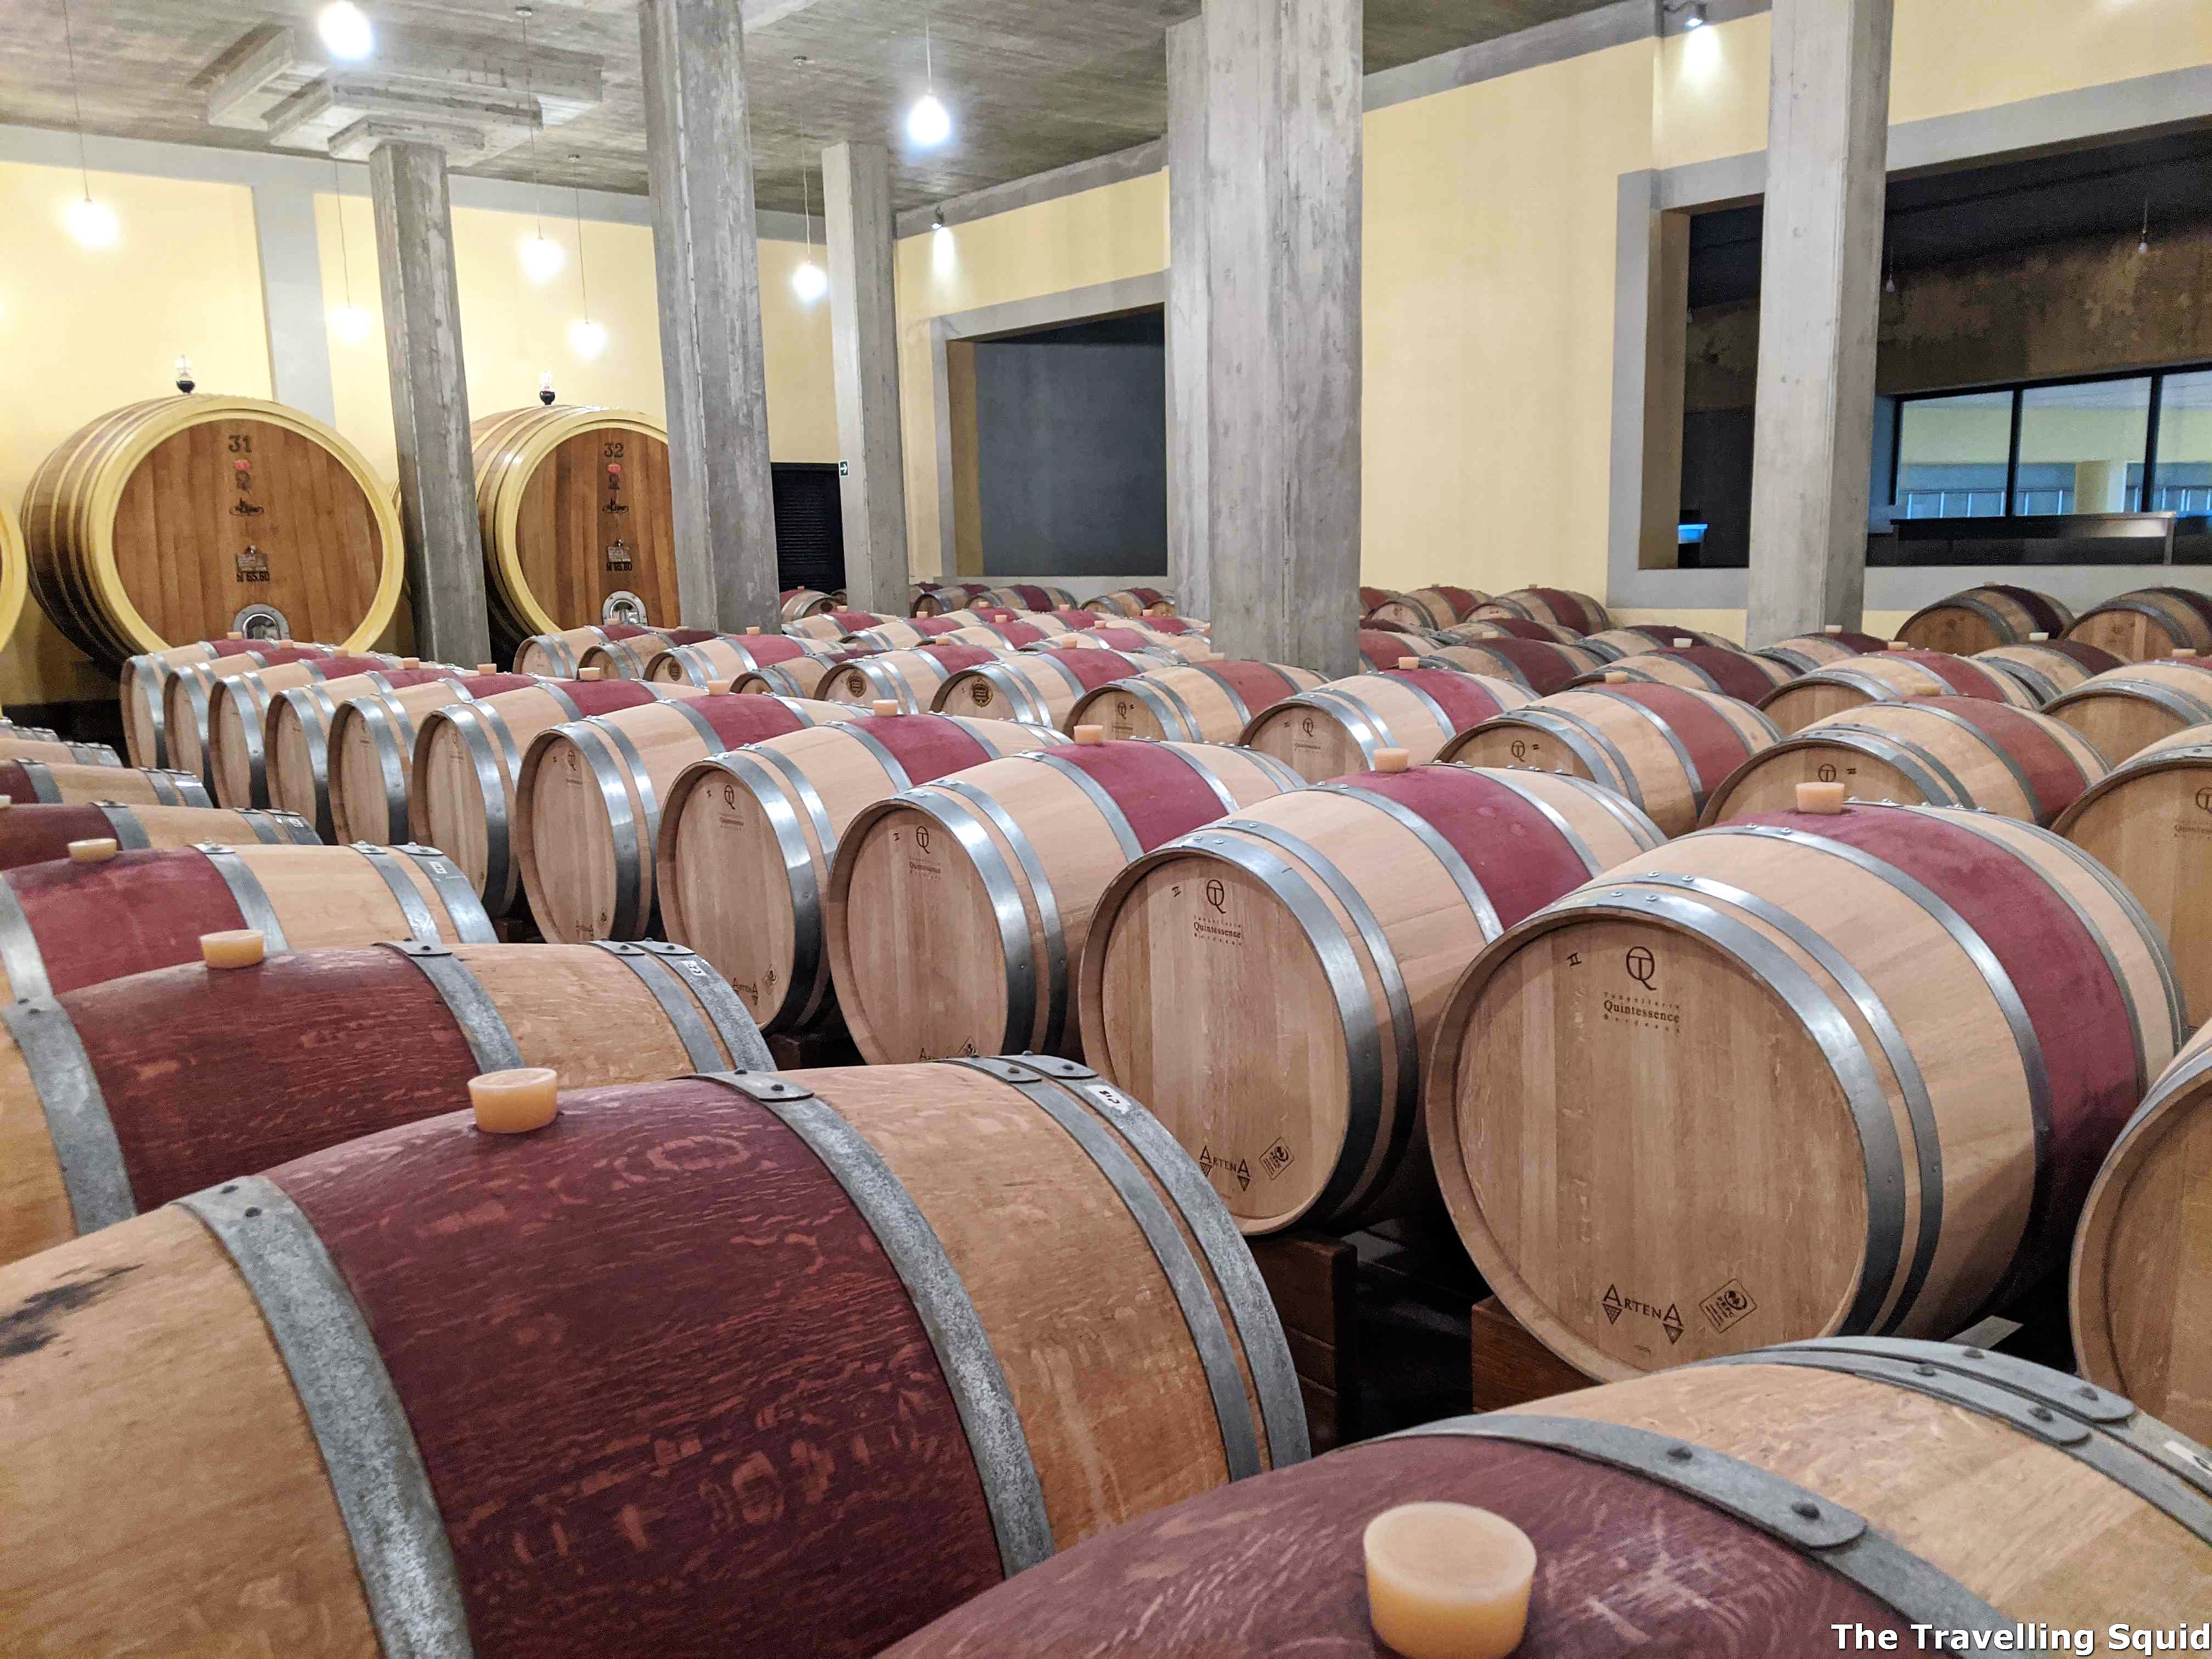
left=822, top=140, right=910, bottom=614
left=639, top=0, right=780, bottom=632
left=1202, top=0, right=1362, bottom=678
left=1165, top=16, right=1212, bottom=622
left=368, top=140, right=490, bottom=667
left=1745, top=0, right=1895, bottom=645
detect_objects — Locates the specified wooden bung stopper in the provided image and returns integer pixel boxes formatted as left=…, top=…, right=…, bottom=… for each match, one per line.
left=1363, top=1502, right=1536, bottom=1659
left=1375, top=748, right=1412, bottom=774
left=470, top=1067, right=560, bottom=1135
left=199, top=929, right=266, bottom=969
left=872, top=699, right=900, bottom=718
left=1398, top=656, right=1421, bottom=670
left=1602, top=670, right=1630, bottom=684
left=67, top=838, right=120, bottom=865
left=1074, top=724, right=1105, bottom=745
left=579, top=667, right=604, bottom=681
left=1796, top=781, right=1848, bottom=815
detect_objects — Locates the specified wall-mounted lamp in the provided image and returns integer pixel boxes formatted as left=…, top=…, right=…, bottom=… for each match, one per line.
left=933, top=207, right=949, bottom=234
left=1667, top=1, right=1709, bottom=29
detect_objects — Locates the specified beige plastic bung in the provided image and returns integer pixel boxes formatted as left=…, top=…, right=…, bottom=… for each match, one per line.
left=1886, top=640, right=1909, bottom=651
left=0, top=796, right=10, bottom=810
left=1398, top=657, right=1421, bottom=670
left=1074, top=724, right=1105, bottom=746
left=872, top=699, right=900, bottom=718
left=2028, top=633, right=2050, bottom=642
left=476, top=663, right=496, bottom=674
left=199, top=929, right=267, bottom=970
left=1824, top=624, right=1843, bottom=634
left=1673, top=637, right=1693, bottom=647
left=470, top=1067, right=560, bottom=1135
left=707, top=680, right=736, bottom=695
left=67, top=838, right=120, bottom=865
left=225, top=630, right=244, bottom=639
left=746, top=626, right=761, bottom=635
left=1602, top=670, right=1630, bottom=684
left=1363, top=1502, right=1535, bottom=1659
left=579, top=667, right=604, bottom=681
left=1797, top=781, right=1848, bottom=814
left=2177, top=648, right=2200, bottom=659
left=400, top=657, right=420, bottom=669
left=1375, top=748, right=1413, bottom=774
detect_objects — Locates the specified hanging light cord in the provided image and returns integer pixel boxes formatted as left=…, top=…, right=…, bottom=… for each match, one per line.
left=924, top=3, right=934, bottom=92
left=803, top=165, right=814, bottom=258
left=518, top=7, right=546, bottom=242
left=58, top=0, right=93, bottom=200
left=571, top=182, right=593, bottom=322
left=331, top=156, right=356, bottom=308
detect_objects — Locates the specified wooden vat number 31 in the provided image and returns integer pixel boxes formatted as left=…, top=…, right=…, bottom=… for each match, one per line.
left=229, top=432, right=271, bottom=583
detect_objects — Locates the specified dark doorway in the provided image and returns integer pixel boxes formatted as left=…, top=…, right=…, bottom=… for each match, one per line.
left=772, top=462, right=845, bottom=593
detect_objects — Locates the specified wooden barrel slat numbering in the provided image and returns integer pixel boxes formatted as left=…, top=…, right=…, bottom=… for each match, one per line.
left=516, top=693, right=848, bottom=942
left=1083, top=586, right=1176, bottom=618
left=1415, top=640, right=1605, bottom=696
left=256, top=664, right=462, bottom=821
left=1894, top=585, right=2076, bottom=654
left=1758, top=648, right=2040, bottom=734
left=471, top=405, right=678, bottom=657
left=0, top=1059, right=1304, bottom=1658
left=1241, top=669, right=1532, bottom=782
left=2054, top=722, right=2212, bottom=1025
left=1438, top=683, right=1780, bottom=838
left=1568, top=647, right=1791, bottom=703
left=884, top=1345, right=2212, bottom=1657
left=0, top=801, right=314, bottom=872
left=19, top=396, right=404, bottom=667
left=1082, top=764, right=1664, bottom=1234
left=1971, top=638, right=2123, bottom=705
left=1423, top=800, right=2183, bottom=1380
left=827, top=737, right=1302, bottom=1064
left=1752, top=628, right=1893, bottom=675
left=2044, top=657, right=2212, bottom=761
left=2072, top=1021, right=2212, bottom=1443
left=1368, top=586, right=1488, bottom=630
left=934, top=648, right=1160, bottom=727
left=1471, top=588, right=1609, bottom=634
left=1064, top=662, right=1325, bottom=744
left=658, top=712, right=1070, bottom=1035
left=408, top=678, right=707, bottom=914
left=0, top=841, right=495, bottom=1002
left=2066, top=585, right=2212, bottom=662
left=0, top=939, right=769, bottom=1266
left=320, top=673, right=543, bottom=847
left=645, top=630, right=843, bottom=685
left=1699, top=701, right=2109, bottom=828
left=0, top=733, right=121, bottom=769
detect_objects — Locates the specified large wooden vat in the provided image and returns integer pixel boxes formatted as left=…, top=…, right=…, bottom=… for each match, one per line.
left=0, top=840, right=495, bottom=1001
left=471, top=405, right=679, bottom=657
left=1424, top=799, right=2182, bottom=1378
left=886, top=1344, right=2211, bottom=1656
left=1416, top=639, right=1605, bottom=695
left=827, top=735, right=1301, bottom=1063
left=1064, top=662, right=1325, bottom=744
left=0, top=759, right=207, bottom=809
left=1569, top=647, right=1791, bottom=703
left=1084, top=586, right=1176, bottom=617
left=2066, top=585, right=2212, bottom=662
left=1758, top=648, right=2039, bottom=733
left=821, top=642, right=1009, bottom=713
left=1972, top=638, right=2123, bottom=704
left=0, top=938, right=767, bottom=1265
left=1752, top=627, right=1892, bottom=675
left=1472, top=587, right=1609, bottom=633
left=1440, top=682, right=1778, bottom=839
left=20, top=396, right=404, bottom=666
left=934, top=648, right=1159, bottom=727
left=1241, top=668, right=1532, bottom=781
left=658, top=710, right=1069, bottom=1035
left=2054, top=723, right=2212, bottom=1024
left=1700, top=701, right=2109, bottom=827
left=0, top=801, right=313, bottom=872
left=1083, top=761, right=1663, bottom=1234
left=2072, top=1020, right=2212, bottom=1442
left=515, top=693, right=847, bottom=941
left=408, top=677, right=708, bottom=912
left=0, top=1059, right=1302, bottom=1657
left=1368, top=585, right=1487, bottom=630
left=313, top=672, right=543, bottom=845
left=981, top=582, right=1079, bottom=611
left=0, top=503, right=26, bottom=656
left=1894, top=585, right=2074, bottom=653
left=2044, top=658, right=2212, bottom=760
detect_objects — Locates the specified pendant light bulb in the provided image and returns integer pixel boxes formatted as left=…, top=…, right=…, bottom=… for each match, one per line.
left=792, top=165, right=829, bottom=303
left=329, top=304, right=373, bottom=345
left=567, top=318, right=608, bottom=359
left=64, top=195, right=119, bottom=249
left=317, top=1, right=375, bottom=61
left=521, top=233, right=566, bottom=284
left=907, top=93, right=951, bottom=148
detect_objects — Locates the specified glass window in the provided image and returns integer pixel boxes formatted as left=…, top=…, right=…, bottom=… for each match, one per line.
left=2016, top=377, right=2152, bottom=515
left=2154, top=369, right=2212, bottom=515
left=1894, top=390, right=2012, bottom=519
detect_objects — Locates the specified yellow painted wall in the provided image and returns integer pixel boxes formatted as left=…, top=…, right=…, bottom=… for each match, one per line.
left=0, top=161, right=273, bottom=704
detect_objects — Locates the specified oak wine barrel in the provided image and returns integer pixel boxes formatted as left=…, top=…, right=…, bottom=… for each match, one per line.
left=1084, top=761, right=1663, bottom=1233
left=981, top=583, right=1079, bottom=611
left=1368, top=585, right=1488, bottom=630
left=0, top=801, right=313, bottom=872
left=1472, top=587, right=1608, bottom=633
left=2072, top=1021, right=2212, bottom=1443
left=0, top=758, right=207, bottom=809
left=644, top=629, right=847, bottom=686
left=20, top=396, right=404, bottom=666
left=0, top=732, right=121, bottom=768
left=408, top=678, right=708, bottom=913
left=0, top=1058, right=1302, bottom=1657
left=2044, top=657, right=2212, bottom=760
left=1752, top=628, right=1892, bottom=675
left=0, top=840, right=495, bottom=1002
left=0, top=719, right=60, bottom=742
left=1438, top=616, right=1585, bottom=647
left=258, top=664, right=465, bottom=823
left=1048, top=624, right=1206, bottom=659
left=515, top=693, right=847, bottom=941
left=1356, top=585, right=1398, bottom=617
left=1894, top=585, right=2075, bottom=653
left=729, top=658, right=844, bottom=697
left=202, top=653, right=408, bottom=807
left=1568, top=647, right=1790, bottom=703
left=0, top=937, right=768, bottom=1265
left=576, top=626, right=725, bottom=679
left=1063, top=662, right=1326, bottom=744
left=1972, top=638, right=2123, bottom=704
left=1130, top=614, right=1206, bottom=636
left=1582, top=624, right=1743, bottom=656
left=827, top=735, right=1302, bottom=1063
left=1424, top=798, right=2183, bottom=1378
left=780, top=586, right=840, bottom=620
left=1084, top=586, right=1176, bottom=618
left=847, top=614, right=979, bottom=651
left=1698, top=700, right=2108, bottom=828
left=319, top=673, right=544, bottom=845
left=1356, top=628, right=1433, bottom=670
left=122, top=639, right=332, bottom=769
left=2066, top=586, right=2212, bottom=662
left=471, top=405, right=678, bottom=657
left=2053, top=722, right=2212, bottom=1024
left=886, top=1343, right=2211, bottom=1657
left=165, top=648, right=392, bottom=788
left=513, top=621, right=658, bottom=677
left=786, top=607, right=900, bottom=641
left=658, top=710, right=1070, bottom=1034
left=1242, top=669, right=1533, bottom=782
left=1415, top=639, right=1605, bottom=695
left=933, top=648, right=1160, bottom=727
left=1439, top=682, right=1779, bottom=838
left=817, top=643, right=1010, bottom=713
left=1758, top=648, right=2039, bottom=734
left=1032, top=608, right=1105, bottom=633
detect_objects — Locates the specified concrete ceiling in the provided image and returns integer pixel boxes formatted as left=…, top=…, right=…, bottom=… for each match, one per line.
left=1, top=0, right=1618, bottom=213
